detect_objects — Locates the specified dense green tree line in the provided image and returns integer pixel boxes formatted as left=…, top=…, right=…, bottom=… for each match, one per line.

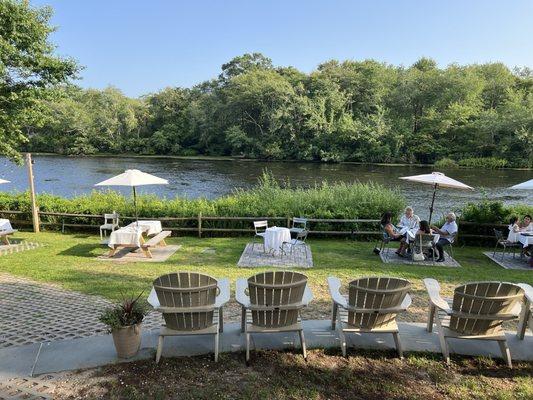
left=25, top=53, right=532, bottom=167
left=2, top=2, right=532, bottom=167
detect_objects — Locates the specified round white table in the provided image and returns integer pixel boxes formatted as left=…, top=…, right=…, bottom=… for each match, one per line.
left=263, top=227, right=291, bottom=254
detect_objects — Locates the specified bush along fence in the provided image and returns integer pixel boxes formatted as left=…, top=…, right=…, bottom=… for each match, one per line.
left=0, top=209, right=384, bottom=238
left=0, top=208, right=524, bottom=245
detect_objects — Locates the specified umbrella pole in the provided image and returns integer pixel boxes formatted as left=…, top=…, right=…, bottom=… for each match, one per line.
left=133, top=186, right=138, bottom=226
left=428, top=183, right=438, bottom=225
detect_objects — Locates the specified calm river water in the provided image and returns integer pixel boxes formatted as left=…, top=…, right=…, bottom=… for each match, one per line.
left=1, top=155, right=531, bottom=220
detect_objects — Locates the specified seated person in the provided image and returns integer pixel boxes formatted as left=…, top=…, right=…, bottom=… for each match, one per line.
left=507, top=216, right=520, bottom=242
left=413, top=220, right=434, bottom=257
left=519, top=215, right=533, bottom=232
left=398, top=206, right=421, bottom=232
left=381, top=211, right=408, bottom=257
left=416, top=220, right=432, bottom=236
left=430, top=212, right=458, bottom=262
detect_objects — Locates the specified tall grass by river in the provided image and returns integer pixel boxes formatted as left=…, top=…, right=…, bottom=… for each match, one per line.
left=0, top=173, right=405, bottom=231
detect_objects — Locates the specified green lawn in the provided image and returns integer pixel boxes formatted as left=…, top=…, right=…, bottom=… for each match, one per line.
left=1, top=231, right=531, bottom=321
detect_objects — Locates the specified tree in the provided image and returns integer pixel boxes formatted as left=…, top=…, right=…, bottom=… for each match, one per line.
left=0, top=0, right=78, bottom=162
left=219, top=53, right=273, bottom=82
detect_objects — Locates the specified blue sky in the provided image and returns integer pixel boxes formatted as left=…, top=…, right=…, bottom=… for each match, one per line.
left=33, top=0, right=533, bottom=97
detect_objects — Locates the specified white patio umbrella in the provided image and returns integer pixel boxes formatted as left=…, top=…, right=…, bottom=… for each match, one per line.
left=95, top=169, right=168, bottom=224
left=399, top=172, right=474, bottom=224
left=509, top=179, right=533, bottom=190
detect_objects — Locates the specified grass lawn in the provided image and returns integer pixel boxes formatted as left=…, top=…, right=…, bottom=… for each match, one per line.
left=1, top=231, right=532, bottom=323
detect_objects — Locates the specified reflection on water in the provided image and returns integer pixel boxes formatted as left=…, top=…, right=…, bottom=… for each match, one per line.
left=1, top=155, right=531, bottom=220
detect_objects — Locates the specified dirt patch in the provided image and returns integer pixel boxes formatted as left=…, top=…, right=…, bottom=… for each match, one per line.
left=47, top=350, right=533, bottom=399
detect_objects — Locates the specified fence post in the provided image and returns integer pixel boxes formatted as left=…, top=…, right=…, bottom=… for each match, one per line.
left=25, top=153, right=40, bottom=233
left=287, top=216, right=291, bottom=228
left=198, top=212, right=202, bottom=238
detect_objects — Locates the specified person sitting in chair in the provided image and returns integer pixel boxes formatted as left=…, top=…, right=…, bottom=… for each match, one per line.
left=398, top=206, right=420, bottom=231
left=519, top=215, right=533, bottom=232
left=381, top=211, right=408, bottom=257
left=431, top=212, right=458, bottom=262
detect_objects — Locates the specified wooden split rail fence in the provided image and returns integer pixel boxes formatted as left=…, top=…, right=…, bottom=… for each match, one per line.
left=0, top=210, right=506, bottom=241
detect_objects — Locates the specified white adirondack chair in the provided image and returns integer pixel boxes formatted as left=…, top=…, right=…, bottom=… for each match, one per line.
left=148, top=272, right=230, bottom=363
left=424, top=279, right=524, bottom=367
left=328, top=276, right=411, bottom=358
left=236, top=271, right=313, bottom=362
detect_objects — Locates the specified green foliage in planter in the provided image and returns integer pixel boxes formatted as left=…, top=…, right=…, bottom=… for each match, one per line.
left=99, top=293, right=149, bottom=331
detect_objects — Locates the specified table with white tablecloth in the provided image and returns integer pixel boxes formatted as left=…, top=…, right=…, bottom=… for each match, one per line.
left=108, top=226, right=145, bottom=249
left=519, top=233, right=533, bottom=248
left=263, top=227, right=291, bottom=254
left=107, top=220, right=163, bottom=258
left=125, top=220, right=162, bottom=236
left=0, top=219, right=13, bottom=232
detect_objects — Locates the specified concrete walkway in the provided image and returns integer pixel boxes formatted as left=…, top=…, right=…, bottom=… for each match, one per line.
left=1, top=320, right=531, bottom=379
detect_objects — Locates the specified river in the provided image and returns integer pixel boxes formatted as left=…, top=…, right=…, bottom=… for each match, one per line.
left=0, top=155, right=531, bottom=220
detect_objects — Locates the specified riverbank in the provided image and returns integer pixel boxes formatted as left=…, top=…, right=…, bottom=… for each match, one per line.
left=28, top=152, right=533, bottom=170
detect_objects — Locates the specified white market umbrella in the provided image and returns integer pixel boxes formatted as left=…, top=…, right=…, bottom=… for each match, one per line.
left=399, top=172, right=474, bottom=224
left=0, top=179, right=10, bottom=184
left=95, top=169, right=168, bottom=223
left=509, top=179, right=533, bottom=190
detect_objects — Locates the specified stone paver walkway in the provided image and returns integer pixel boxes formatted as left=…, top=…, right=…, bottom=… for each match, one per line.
left=483, top=252, right=532, bottom=270
left=0, top=274, right=162, bottom=349
left=237, top=243, right=313, bottom=268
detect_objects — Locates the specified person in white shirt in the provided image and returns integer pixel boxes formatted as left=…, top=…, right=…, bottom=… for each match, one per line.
left=519, top=215, right=533, bottom=232
left=398, top=207, right=420, bottom=232
left=507, top=216, right=521, bottom=242
left=430, top=212, right=458, bottom=262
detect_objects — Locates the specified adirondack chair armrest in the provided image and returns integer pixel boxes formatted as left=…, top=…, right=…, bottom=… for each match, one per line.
left=423, top=278, right=451, bottom=312
left=235, top=278, right=250, bottom=308
left=401, top=293, right=412, bottom=310
left=215, top=278, right=231, bottom=307
left=327, top=276, right=348, bottom=308
left=518, top=283, right=533, bottom=306
left=147, top=287, right=160, bottom=308
left=302, top=284, right=313, bottom=306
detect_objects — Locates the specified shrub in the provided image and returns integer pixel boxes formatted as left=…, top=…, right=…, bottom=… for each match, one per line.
left=457, top=157, right=508, bottom=169
left=461, top=200, right=533, bottom=224
left=434, top=158, right=458, bottom=169
left=0, top=172, right=406, bottom=234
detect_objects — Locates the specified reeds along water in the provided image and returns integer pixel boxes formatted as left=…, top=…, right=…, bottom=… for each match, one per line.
left=0, top=173, right=405, bottom=234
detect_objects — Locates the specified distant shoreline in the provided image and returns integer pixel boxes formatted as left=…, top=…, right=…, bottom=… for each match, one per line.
left=25, top=152, right=532, bottom=171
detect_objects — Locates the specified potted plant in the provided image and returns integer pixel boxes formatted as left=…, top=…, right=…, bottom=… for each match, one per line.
left=99, top=292, right=149, bottom=359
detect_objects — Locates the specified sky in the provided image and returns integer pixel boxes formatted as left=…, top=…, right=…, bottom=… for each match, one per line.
left=32, top=0, right=533, bottom=98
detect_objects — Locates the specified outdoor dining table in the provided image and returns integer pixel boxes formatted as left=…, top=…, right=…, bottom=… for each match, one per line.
left=263, top=226, right=291, bottom=255
left=107, top=220, right=163, bottom=257
left=518, top=232, right=533, bottom=249
left=0, top=219, right=13, bottom=232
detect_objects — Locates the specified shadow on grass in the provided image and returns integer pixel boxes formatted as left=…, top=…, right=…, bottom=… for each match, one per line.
left=58, top=243, right=105, bottom=258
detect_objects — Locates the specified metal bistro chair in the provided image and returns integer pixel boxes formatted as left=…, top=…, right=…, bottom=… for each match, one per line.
left=290, top=217, right=308, bottom=237
left=376, top=225, right=392, bottom=256
left=99, top=212, right=119, bottom=240
left=281, top=229, right=309, bottom=259
left=252, top=220, right=268, bottom=252
left=493, top=229, right=521, bottom=259
left=412, top=233, right=437, bottom=263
